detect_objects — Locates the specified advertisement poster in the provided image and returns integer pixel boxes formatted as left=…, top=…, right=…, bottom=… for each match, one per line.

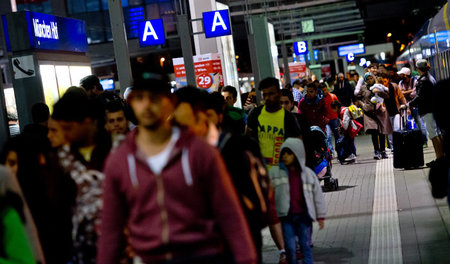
left=288, top=62, right=307, bottom=82
left=321, top=64, right=331, bottom=77
left=173, top=53, right=224, bottom=92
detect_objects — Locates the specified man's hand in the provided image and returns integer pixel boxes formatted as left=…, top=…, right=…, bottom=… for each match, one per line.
left=399, top=104, right=407, bottom=110
left=318, top=219, right=325, bottom=230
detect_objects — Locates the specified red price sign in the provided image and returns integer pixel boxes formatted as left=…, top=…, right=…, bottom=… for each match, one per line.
left=196, top=73, right=213, bottom=89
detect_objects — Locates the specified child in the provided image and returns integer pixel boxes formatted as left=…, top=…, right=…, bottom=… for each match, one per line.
left=370, top=77, right=389, bottom=111
left=269, top=138, right=326, bottom=264
left=331, top=101, right=360, bottom=164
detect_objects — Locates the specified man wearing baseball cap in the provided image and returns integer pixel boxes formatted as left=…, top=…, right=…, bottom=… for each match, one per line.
left=397, top=66, right=428, bottom=146
left=409, top=59, right=444, bottom=167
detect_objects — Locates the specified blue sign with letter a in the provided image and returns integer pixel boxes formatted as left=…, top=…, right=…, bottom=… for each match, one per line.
left=138, top=19, right=165, bottom=47
left=202, top=10, right=232, bottom=38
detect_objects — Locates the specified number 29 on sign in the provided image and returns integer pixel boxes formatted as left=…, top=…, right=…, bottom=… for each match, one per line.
left=197, top=73, right=213, bottom=89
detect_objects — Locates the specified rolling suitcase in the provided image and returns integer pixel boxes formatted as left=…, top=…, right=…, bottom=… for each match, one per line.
left=393, top=109, right=424, bottom=169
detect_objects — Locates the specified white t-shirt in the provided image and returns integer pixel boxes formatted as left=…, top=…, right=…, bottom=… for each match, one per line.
left=146, top=127, right=180, bottom=174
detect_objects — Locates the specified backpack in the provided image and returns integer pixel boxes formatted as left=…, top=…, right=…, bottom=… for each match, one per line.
left=347, top=105, right=363, bottom=119
left=219, top=133, right=273, bottom=230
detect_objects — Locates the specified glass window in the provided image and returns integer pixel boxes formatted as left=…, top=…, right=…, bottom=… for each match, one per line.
left=17, top=1, right=52, bottom=13
left=86, top=0, right=100, bottom=12
left=67, top=0, right=86, bottom=14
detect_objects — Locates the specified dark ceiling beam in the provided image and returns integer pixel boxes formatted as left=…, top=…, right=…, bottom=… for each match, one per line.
left=229, top=0, right=348, bottom=17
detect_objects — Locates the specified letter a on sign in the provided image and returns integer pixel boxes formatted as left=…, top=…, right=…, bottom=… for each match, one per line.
left=203, top=9, right=232, bottom=38
left=142, top=21, right=158, bottom=41
left=138, top=19, right=165, bottom=47
left=211, top=12, right=227, bottom=32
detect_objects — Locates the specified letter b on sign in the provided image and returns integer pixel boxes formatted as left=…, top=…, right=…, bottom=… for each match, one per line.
left=202, top=10, right=232, bottom=38
left=293, top=41, right=308, bottom=55
left=138, top=19, right=165, bottom=47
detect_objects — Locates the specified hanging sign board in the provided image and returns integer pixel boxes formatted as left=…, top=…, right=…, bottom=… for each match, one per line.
left=338, top=43, right=365, bottom=57
left=138, top=19, right=165, bottom=47
left=202, top=10, right=232, bottom=38
left=293, top=41, right=308, bottom=55
left=2, top=11, right=88, bottom=52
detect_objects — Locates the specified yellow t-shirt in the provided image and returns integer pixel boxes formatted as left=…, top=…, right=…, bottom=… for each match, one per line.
left=257, top=106, right=285, bottom=170
left=78, top=145, right=95, bottom=162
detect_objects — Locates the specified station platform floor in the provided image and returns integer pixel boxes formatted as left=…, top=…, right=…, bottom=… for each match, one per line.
left=261, top=135, right=450, bottom=264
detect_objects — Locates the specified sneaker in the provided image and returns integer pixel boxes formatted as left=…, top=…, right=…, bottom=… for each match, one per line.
left=296, top=249, right=303, bottom=260
left=374, top=151, right=381, bottom=160
left=381, top=151, right=388, bottom=159
left=423, top=143, right=428, bottom=148
left=278, top=252, right=287, bottom=264
left=345, top=154, right=356, bottom=162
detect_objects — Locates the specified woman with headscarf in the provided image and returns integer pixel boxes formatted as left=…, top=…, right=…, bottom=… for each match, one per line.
left=355, top=72, right=393, bottom=159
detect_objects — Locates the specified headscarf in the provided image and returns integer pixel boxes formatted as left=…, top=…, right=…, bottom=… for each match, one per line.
left=364, top=72, right=374, bottom=83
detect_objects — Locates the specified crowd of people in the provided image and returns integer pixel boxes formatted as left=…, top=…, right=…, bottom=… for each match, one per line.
left=0, top=57, right=448, bottom=264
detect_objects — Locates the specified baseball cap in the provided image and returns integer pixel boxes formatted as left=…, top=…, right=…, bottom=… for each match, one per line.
left=397, top=67, right=411, bottom=76
left=416, top=59, right=430, bottom=71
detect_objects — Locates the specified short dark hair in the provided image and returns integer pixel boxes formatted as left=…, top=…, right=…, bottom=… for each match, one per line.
left=80, top=75, right=103, bottom=92
left=222, top=85, right=238, bottom=100
left=52, top=91, right=105, bottom=125
left=258, top=77, right=280, bottom=91
left=174, top=86, right=209, bottom=113
left=206, top=92, right=226, bottom=115
left=281, top=89, right=294, bottom=103
left=318, top=83, right=327, bottom=90
left=331, top=100, right=341, bottom=109
left=307, top=82, right=318, bottom=91
left=292, top=79, right=302, bottom=86
left=105, top=100, right=125, bottom=114
left=31, top=102, right=49, bottom=124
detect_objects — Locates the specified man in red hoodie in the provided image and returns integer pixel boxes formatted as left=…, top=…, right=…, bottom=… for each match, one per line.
left=97, top=76, right=257, bottom=264
left=298, top=82, right=328, bottom=133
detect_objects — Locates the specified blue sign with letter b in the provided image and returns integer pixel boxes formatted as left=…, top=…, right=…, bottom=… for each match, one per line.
left=202, top=10, right=232, bottom=38
left=138, top=19, right=165, bottom=47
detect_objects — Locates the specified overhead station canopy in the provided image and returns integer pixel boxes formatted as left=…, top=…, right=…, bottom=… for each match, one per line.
left=224, top=0, right=365, bottom=47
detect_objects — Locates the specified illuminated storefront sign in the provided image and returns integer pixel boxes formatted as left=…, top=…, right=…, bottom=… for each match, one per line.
left=202, top=10, right=232, bottom=38
left=338, top=43, right=365, bottom=57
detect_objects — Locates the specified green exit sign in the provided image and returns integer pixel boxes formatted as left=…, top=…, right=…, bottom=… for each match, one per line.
left=302, top=19, right=314, bottom=33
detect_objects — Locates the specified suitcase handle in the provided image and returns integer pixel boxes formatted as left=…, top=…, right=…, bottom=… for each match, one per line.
left=399, top=108, right=407, bottom=131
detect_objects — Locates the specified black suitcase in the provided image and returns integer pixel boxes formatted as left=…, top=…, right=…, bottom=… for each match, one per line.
left=393, top=110, right=424, bottom=169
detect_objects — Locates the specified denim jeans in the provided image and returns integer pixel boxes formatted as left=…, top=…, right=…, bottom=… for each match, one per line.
left=281, top=213, right=313, bottom=264
left=411, top=107, right=427, bottom=143
left=326, top=118, right=341, bottom=154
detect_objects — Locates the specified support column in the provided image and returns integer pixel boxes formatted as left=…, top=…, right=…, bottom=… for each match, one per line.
left=177, top=14, right=196, bottom=87
left=308, top=39, right=316, bottom=65
left=248, top=15, right=275, bottom=104
left=107, top=0, right=132, bottom=96
left=281, top=41, right=290, bottom=85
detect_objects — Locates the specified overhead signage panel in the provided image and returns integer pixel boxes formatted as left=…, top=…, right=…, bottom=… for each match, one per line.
left=338, top=43, right=365, bottom=57
left=293, top=41, right=308, bottom=55
left=138, top=19, right=165, bottom=47
left=26, top=12, right=88, bottom=52
left=202, top=10, right=232, bottom=38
